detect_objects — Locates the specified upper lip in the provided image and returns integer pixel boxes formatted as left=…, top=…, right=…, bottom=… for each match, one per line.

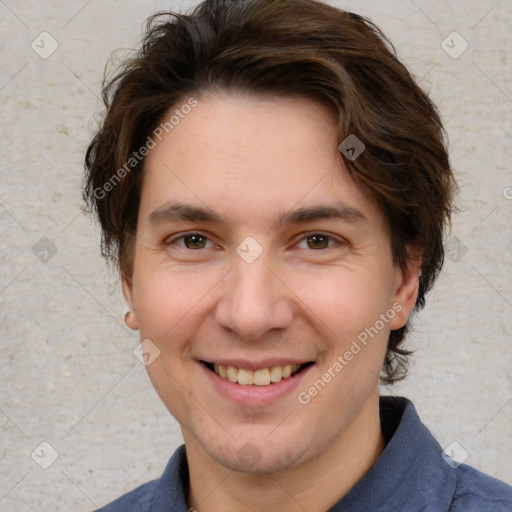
left=199, top=358, right=314, bottom=370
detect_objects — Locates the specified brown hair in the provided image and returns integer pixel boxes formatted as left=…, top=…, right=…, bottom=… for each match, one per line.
left=84, top=0, right=456, bottom=384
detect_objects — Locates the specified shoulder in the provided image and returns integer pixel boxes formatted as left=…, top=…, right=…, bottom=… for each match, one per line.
left=378, top=397, right=512, bottom=512
left=93, top=479, right=158, bottom=512
left=91, top=444, right=189, bottom=512
left=448, top=463, right=512, bottom=511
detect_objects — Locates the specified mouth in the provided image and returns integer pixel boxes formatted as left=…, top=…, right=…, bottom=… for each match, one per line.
left=201, top=361, right=315, bottom=386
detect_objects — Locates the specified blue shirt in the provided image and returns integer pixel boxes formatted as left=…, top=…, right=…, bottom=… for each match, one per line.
left=94, top=396, right=512, bottom=511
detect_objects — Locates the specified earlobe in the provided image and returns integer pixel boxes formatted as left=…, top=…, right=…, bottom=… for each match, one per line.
left=122, top=274, right=140, bottom=331
left=389, top=254, right=421, bottom=331
left=124, top=309, right=139, bottom=330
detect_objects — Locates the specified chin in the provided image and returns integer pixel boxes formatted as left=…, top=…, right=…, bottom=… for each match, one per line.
left=207, top=426, right=312, bottom=475
left=216, top=445, right=306, bottom=474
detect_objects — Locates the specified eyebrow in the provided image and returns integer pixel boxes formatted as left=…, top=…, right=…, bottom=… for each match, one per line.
left=148, top=202, right=224, bottom=225
left=276, top=202, right=367, bottom=227
left=147, top=201, right=367, bottom=228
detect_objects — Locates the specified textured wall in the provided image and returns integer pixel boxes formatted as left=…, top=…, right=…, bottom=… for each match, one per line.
left=0, top=0, right=511, bottom=510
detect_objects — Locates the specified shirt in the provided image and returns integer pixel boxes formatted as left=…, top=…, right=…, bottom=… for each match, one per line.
left=94, top=396, right=512, bottom=511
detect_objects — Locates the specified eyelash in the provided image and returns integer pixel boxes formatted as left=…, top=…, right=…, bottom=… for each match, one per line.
left=165, top=232, right=342, bottom=251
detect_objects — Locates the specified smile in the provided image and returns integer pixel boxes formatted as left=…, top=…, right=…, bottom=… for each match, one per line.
left=202, top=361, right=314, bottom=386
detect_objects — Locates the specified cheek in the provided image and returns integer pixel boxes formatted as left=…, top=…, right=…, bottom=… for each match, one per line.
left=133, top=267, right=213, bottom=423
left=292, top=267, right=393, bottom=386
left=133, top=265, right=217, bottom=344
left=290, top=266, right=393, bottom=337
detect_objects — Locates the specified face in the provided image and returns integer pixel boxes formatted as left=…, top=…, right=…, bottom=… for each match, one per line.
left=123, top=93, right=418, bottom=474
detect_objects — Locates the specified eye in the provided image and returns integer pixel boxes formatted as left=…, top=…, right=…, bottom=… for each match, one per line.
left=166, top=232, right=217, bottom=250
left=296, top=233, right=340, bottom=250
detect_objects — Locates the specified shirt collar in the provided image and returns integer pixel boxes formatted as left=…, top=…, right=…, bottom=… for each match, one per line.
left=330, top=396, right=457, bottom=511
left=148, top=396, right=457, bottom=511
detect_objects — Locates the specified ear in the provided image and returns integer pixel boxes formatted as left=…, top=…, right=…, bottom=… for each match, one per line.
left=122, top=272, right=140, bottom=330
left=389, top=247, right=421, bottom=330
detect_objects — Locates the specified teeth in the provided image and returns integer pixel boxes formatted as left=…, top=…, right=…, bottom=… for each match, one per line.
left=253, top=368, right=271, bottom=386
left=218, top=364, right=228, bottom=378
left=237, top=368, right=253, bottom=385
left=227, top=366, right=238, bottom=383
left=213, top=363, right=302, bottom=385
left=269, top=366, right=282, bottom=382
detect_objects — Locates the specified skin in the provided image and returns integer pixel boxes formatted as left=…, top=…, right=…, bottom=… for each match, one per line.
left=122, top=92, right=420, bottom=512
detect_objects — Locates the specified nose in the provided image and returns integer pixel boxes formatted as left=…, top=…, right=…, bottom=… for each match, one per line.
left=214, top=251, right=294, bottom=340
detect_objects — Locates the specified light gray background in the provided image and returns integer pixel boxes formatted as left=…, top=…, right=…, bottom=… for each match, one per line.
left=1, top=0, right=511, bottom=510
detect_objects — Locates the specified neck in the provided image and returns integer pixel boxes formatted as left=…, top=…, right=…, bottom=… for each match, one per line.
left=186, top=392, right=384, bottom=512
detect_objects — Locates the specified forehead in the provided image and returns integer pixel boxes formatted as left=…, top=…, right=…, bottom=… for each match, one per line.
left=148, top=92, right=340, bottom=171
left=139, top=93, right=383, bottom=230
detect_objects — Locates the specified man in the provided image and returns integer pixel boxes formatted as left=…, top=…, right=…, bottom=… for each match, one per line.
left=84, top=0, right=512, bottom=510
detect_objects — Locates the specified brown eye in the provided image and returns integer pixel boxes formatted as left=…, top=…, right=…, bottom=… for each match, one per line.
left=166, top=233, right=216, bottom=250
left=305, top=234, right=332, bottom=250
left=182, top=234, right=208, bottom=249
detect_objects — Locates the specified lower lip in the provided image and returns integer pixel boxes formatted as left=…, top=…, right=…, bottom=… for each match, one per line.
left=201, top=363, right=314, bottom=407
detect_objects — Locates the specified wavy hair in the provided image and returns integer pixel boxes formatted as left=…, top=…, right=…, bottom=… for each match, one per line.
left=84, top=0, right=456, bottom=383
